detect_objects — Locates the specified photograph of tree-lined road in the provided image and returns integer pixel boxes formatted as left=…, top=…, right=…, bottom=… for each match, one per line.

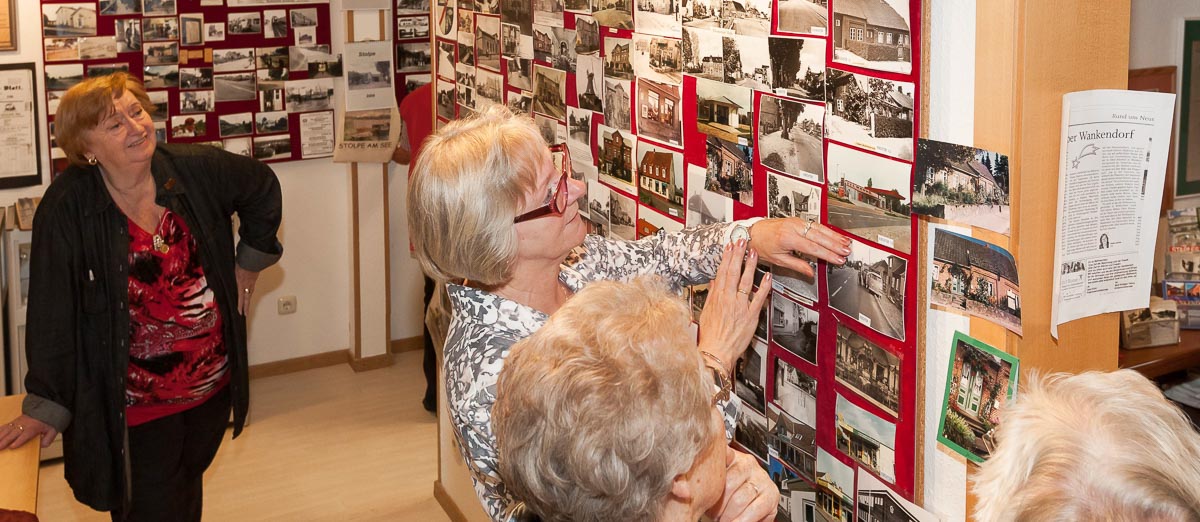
left=826, top=142, right=912, bottom=253
left=827, top=241, right=907, bottom=340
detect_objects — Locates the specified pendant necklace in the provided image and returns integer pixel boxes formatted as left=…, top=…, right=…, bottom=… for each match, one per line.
left=151, top=210, right=170, bottom=254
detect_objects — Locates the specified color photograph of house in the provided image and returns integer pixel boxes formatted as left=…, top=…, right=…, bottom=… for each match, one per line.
left=913, top=138, right=1011, bottom=235
left=815, top=449, right=855, bottom=522
left=636, top=142, right=685, bottom=217
left=930, top=228, right=1022, bottom=334
left=835, top=393, right=896, bottom=483
left=937, top=331, right=1018, bottom=463
left=826, top=142, right=912, bottom=253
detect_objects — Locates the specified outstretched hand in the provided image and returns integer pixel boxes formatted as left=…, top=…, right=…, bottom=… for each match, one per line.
left=0, top=415, right=57, bottom=450
left=698, top=240, right=771, bottom=374
left=749, top=218, right=852, bottom=277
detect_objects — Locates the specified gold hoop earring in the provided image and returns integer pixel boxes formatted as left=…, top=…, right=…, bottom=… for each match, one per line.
left=87, top=156, right=98, bottom=166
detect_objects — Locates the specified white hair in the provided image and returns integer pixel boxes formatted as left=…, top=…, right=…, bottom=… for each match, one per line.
left=972, top=369, right=1200, bottom=522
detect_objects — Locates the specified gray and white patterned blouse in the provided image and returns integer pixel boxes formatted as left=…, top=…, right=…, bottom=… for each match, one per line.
left=443, top=222, right=745, bottom=522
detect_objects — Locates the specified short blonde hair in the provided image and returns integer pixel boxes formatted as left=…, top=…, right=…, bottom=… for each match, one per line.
left=493, top=278, right=718, bottom=522
left=407, top=104, right=547, bottom=286
left=55, top=72, right=153, bottom=167
left=972, top=370, right=1200, bottom=521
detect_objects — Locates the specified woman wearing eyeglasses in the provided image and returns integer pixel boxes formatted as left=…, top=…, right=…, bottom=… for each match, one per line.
left=407, top=105, right=850, bottom=522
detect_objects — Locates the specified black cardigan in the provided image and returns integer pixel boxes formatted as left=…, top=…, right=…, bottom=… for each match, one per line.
left=22, top=143, right=283, bottom=512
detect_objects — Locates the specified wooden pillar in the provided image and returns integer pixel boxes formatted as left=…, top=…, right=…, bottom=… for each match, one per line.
left=349, top=162, right=394, bottom=371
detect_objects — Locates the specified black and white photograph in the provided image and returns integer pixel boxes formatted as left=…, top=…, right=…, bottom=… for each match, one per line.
left=769, top=35, right=825, bottom=101
left=396, top=14, right=429, bottom=39
left=827, top=240, right=907, bottom=341
left=597, top=124, right=635, bottom=192
left=826, top=68, right=915, bottom=161
left=180, top=90, right=214, bottom=114
left=608, top=189, right=637, bottom=241
left=769, top=293, right=819, bottom=365
left=682, top=0, right=720, bottom=28
left=398, top=0, right=431, bottom=14
left=177, top=66, right=211, bottom=88
left=436, top=78, right=456, bottom=120
left=100, top=0, right=142, bottom=16
left=456, top=61, right=477, bottom=91
left=757, top=94, right=823, bottom=182
left=573, top=160, right=596, bottom=216
left=533, top=24, right=556, bottom=63
left=397, top=42, right=433, bottom=73
left=436, top=40, right=456, bottom=79
left=592, top=0, right=633, bottom=30
left=775, top=0, right=827, bottom=36
left=435, top=0, right=458, bottom=39
left=343, top=108, right=391, bottom=141
left=116, top=19, right=143, bottom=53
left=143, top=64, right=179, bottom=89
left=43, top=4, right=98, bottom=38
left=142, top=0, right=176, bottom=16
left=500, top=23, right=526, bottom=59
left=636, top=141, right=684, bottom=219
left=832, top=0, right=912, bottom=74
left=506, top=56, right=532, bottom=91
left=719, top=0, right=770, bottom=35
left=258, top=80, right=285, bottom=111
left=767, top=404, right=816, bottom=482
left=603, top=78, right=632, bottom=132
left=170, top=114, right=206, bottom=139
left=257, top=46, right=289, bottom=70
left=827, top=143, right=912, bottom=253
left=476, top=68, right=503, bottom=106
left=223, top=137, right=252, bottom=157
left=857, top=468, right=940, bottom=522
left=930, top=228, right=1022, bottom=335
left=537, top=113, right=562, bottom=145
left=253, top=134, right=292, bottom=161
left=773, top=356, right=816, bottom=427
left=835, top=393, right=897, bottom=483
left=44, top=38, right=80, bottom=63
left=603, top=36, right=635, bottom=81
left=631, top=34, right=682, bottom=86
left=214, top=48, right=256, bottom=72
left=575, top=54, right=604, bottom=111
left=500, top=0, right=531, bottom=35
left=735, top=405, right=769, bottom=462
left=695, top=76, right=752, bottom=143
left=257, top=67, right=289, bottom=82
left=835, top=322, right=901, bottom=417
left=285, top=77, right=335, bottom=112
left=475, top=15, right=501, bottom=71
left=768, top=172, right=822, bottom=223
left=219, top=112, right=254, bottom=138
left=815, top=449, right=855, bottom=522
left=255, top=110, right=289, bottom=134
left=180, top=13, right=204, bottom=46
left=533, top=0, right=565, bottom=28
left=87, top=63, right=130, bottom=79
left=264, top=9, right=288, bottom=39
left=214, top=72, right=256, bottom=102
left=681, top=27, right=723, bottom=82
left=685, top=164, right=732, bottom=227
left=291, top=7, right=319, bottom=27
left=531, top=64, right=566, bottom=119
left=78, top=37, right=118, bottom=61
left=552, top=28, right=577, bottom=70
left=344, top=40, right=394, bottom=110
left=567, top=105, right=593, bottom=161
left=47, top=91, right=66, bottom=117
left=144, top=41, right=179, bottom=65
left=636, top=78, right=682, bottom=147
left=228, top=12, right=262, bottom=35
left=735, top=340, right=767, bottom=414
left=147, top=90, right=169, bottom=121
left=587, top=179, right=611, bottom=232
left=634, top=0, right=682, bottom=38
left=575, top=15, right=600, bottom=55
left=772, top=263, right=818, bottom=304
left=458, top=36, right=475, bottom=67
left=704, top=134, right=754, bottom=205
left=914, top=139, right=1011, bottom=235
left=153, top=121, right=167, bottom=143
left=142, top=16, right=178, bottom=42
left=205, top=22, right=226, bottom=42
left=565, top=0, right=590, bottom=14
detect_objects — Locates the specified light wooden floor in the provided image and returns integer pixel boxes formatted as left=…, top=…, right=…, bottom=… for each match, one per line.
left=36, top=351, right=452, bottom=522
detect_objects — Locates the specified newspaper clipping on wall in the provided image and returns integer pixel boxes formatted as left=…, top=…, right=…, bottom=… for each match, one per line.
left=1051, top=89, right=1176, bottom=337
left=0, top=67, right=38, bottom=181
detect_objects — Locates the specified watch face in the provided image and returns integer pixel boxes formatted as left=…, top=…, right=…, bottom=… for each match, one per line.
left=731, top=226, right=750, bottom=242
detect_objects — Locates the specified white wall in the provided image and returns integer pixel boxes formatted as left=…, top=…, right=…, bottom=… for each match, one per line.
left=0, top=1, right=426, bottom=366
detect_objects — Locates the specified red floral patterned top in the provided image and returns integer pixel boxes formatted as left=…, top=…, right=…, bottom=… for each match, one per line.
left=125, top=209, right=228, bottom=426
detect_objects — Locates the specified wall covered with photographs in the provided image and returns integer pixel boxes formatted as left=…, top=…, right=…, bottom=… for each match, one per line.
left=39, top=0, right=337, bottom=174
left=431, top=0, right=922, bottom=511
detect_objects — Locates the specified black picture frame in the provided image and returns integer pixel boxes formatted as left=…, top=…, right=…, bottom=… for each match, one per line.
left=0, top=62, right=42, bottom=189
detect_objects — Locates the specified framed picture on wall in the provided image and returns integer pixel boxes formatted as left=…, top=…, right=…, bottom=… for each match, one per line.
left=1130, top=66, right=1177, bottom=209
left=0, top=0, right=14, bottom=51
left=1178, top=22, right=1200, bottom=196
left=0, top=63, right=43, bottom=189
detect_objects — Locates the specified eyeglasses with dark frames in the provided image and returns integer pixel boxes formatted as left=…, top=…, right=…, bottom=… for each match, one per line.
left=514, top=143, right=571, bottom=224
